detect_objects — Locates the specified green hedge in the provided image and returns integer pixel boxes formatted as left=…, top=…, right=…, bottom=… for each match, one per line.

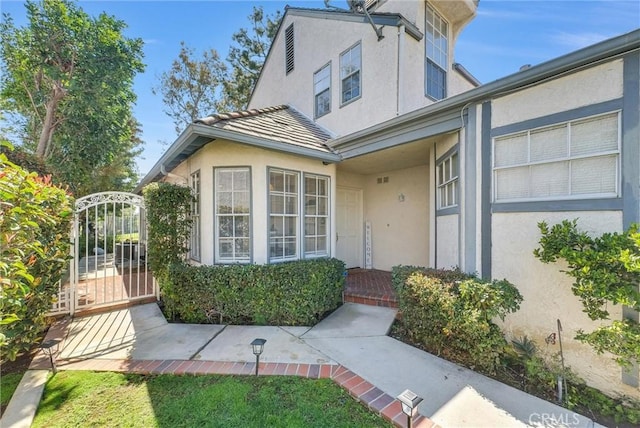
left=0, top=148, right=73, bottom=360
left=392, top=265, right=523, bottom=373
left=164, top=258, right=346, bottom=326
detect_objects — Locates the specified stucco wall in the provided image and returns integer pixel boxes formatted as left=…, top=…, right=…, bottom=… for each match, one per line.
left=250, top=13, right=401, bottom=137
left=493, top=211, right=638, bottom=399
left=169, top=140, right=336, bottom=265
left=492, top=59, right=624, bottom=128
left=362, top=164, right=430, bottom=271
left=436, top=214, right=459, bottom=269
left=251, top=1, right=477, bottom=136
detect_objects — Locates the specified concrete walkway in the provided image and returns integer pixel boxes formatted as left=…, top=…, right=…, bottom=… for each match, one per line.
left=1, top=303, right=602, bottom=428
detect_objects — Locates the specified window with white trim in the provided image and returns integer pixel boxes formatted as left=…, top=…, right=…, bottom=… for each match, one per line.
left=493, top=112, right=620, bottom=202
left=340, top=43, right=361, bottom=104
left=425, top=4, right=448, bottom=100
left=215, top=167, right=251, bottom=263
left=189, top=170, right=201, bottom=261
left=437, top=152, right=458, bottom=209
left=269, top=168, right=299, bottom=261
left=314, top=63, right=331, bottom=118
left=304, top=174, right=329, bottom=257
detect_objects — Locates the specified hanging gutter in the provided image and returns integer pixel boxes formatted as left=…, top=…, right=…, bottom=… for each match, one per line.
left=330, top=29, right=640, bottom=154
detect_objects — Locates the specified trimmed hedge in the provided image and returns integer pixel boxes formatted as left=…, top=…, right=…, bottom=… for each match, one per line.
left=392, top=265, right=523, bottom=373
left=164, top=258, right=346, bottom=326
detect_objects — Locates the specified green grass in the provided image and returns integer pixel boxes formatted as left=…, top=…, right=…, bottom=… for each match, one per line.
left=32, top=372, right=392, bottom=428
left=1, top=372, right=24, bottom=407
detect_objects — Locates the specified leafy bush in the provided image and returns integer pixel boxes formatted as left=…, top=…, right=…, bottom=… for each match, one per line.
left=165, top=258, right=345, bottom=326
left=534, top=219, right=640, bottom=367
left=392, top=265, right=522, bottom=372
left=508, top=336, right=640, bottom=424
left=143, top=183, right=192, bottom=282
left=0, top=148, right=73, bottom=360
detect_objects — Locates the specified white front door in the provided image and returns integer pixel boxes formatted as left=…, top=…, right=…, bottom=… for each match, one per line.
left=336, top=187, right=362, bottom=268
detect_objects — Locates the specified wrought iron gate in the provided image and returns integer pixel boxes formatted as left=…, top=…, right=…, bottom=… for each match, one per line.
left=49, top=192, right=157, bottom=315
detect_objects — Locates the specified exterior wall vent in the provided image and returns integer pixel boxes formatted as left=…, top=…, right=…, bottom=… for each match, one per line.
left=285, top=24, right=295, bottom=74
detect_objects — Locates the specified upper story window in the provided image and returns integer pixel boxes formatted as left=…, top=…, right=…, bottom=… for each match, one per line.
left=493, top=112, right=620, bottom=202
left=437, top=151, right=458, bottom=209
left=425, top=4, right=448, bottom=100
left=285, top=24, right=294, bottom=74
left=340, top=42, right=361, bottom=105
left=314, top=63, right=331, bottom=118
left=215, top=167, right=251, bottom=263
left=189, top=170, right=201, bottom=261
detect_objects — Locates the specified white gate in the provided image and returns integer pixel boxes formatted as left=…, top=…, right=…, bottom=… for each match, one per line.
left=49, top=192, right=157, bottom=315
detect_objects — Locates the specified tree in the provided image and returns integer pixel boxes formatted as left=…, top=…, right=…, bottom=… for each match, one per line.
left=221, top=6, right=282, bottom=111
left=0, top=0, right=145, bottom=195
left=152, top=42, right=227, bottom=135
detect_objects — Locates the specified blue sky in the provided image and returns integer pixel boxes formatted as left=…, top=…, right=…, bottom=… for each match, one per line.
left=2, top=0, right=639, bottom=178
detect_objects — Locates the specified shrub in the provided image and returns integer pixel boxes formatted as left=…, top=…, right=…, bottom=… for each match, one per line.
left=392, top=265, right=522, bottom=372
left=0, top=148, right=73, bottom=360
left=535, top=219, right=640, bottom=367
left=165, top=258, right=345, bottom=326
left=142, top=182, right=192, bottom=312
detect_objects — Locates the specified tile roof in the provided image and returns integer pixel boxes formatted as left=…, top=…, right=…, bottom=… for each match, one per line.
left=195, top=105, right=335, bottom=155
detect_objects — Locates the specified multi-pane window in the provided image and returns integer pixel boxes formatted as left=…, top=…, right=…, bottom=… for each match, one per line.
left=304, top=174, right=329, bottom=257
left=189, top=170, right=201, bottom=261
left=340, top=43, right=361, bottom=104
left=425, top=4, right=448, bottom=100
left=493, top=112, right=620, bottom=202
left=269, top=169, right=299, bottom=262
left=285, top=24, right=294, bottom=74
left=215, top=167, right=251, bottom=263
left=437, top=152, right=459, bottom=209
left=314, top=63, right=331, bottom=118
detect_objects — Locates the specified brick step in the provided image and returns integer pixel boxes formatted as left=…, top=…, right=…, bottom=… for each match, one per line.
left=343, top=292, right=398, bottom=308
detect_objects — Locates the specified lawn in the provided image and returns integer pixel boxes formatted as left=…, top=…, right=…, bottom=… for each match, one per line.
left=1, top=372, right=24, bottom=414
left=32, top=371, right=393, bottom=428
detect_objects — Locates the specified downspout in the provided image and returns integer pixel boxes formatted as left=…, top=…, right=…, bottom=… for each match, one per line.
left=160, top=163, right=188, bottom=185
left=396, top=25, right=405, bottom=116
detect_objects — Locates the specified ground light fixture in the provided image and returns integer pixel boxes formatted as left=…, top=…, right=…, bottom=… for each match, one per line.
left=251, top=338, right=266, bottom=376
left=40, top=339, right=61, bottom=374
left=397, top=389, right=423, bottom=428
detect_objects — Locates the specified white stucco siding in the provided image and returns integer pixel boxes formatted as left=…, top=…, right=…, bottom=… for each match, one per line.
left=363, top=164, right=430, bottom=271
left=375, top=0, right=420, bottom=24
left=492, top=59, right=624, bottom=128
left=435, top=133, right=458, bottom=158
left=171, top=140, right=336, bottom=266
left=336, top=170, right=366, bottom=189
left=250, top=14, right=400, bottom=137
left=436, top=214, right=459, bottom=269
left=492, top=211, right=639, bottom=399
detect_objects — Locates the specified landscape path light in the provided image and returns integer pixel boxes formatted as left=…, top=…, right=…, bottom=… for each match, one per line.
left=251, top=338, right=266, bottom=376
left=397, top=389, right=423, bottom=428
left=40, top=338, right=61, bottom=374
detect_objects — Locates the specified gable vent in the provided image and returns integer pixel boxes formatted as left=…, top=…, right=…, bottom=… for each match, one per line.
left=285, top=24, right=294, bottom=74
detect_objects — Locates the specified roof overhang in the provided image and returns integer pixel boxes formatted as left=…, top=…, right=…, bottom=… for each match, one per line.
left=330, top=29, right=640, bottom=156
left=134, top=123, right=341, bottom=193
left=286, top=7, right=423, bottom=41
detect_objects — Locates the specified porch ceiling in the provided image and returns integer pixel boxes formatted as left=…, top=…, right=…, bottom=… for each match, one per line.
left=336, top=136, right=437, bottom=175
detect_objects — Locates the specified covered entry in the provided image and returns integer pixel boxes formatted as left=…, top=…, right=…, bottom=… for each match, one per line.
left=50, top=192, right=156, bottom=315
